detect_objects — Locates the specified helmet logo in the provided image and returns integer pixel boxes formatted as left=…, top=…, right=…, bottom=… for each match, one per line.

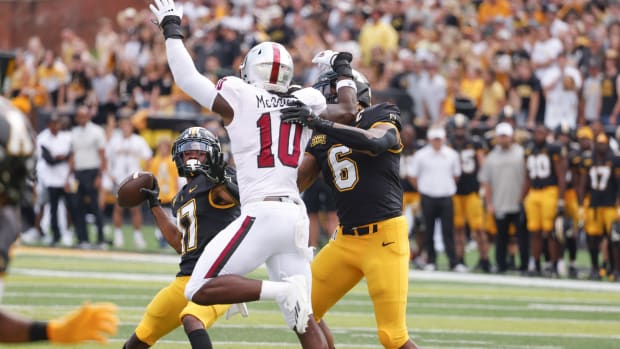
left=269, top=43, right=281, bottom=84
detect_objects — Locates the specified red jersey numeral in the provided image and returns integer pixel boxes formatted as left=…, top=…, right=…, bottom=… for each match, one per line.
left=256, top=112, right=302, bottom=168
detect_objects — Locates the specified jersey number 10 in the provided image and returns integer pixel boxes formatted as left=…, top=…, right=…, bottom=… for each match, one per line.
left=257, top=112, right=303, bottom=168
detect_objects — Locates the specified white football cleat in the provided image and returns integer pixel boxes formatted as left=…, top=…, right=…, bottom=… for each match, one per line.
left=280, top=275, right=310, bottom=334
left=225, top=303, right=249, bottom=320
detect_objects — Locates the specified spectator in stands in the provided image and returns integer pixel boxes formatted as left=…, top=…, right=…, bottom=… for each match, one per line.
left=419, top=59, right=447, bottom=123
left=410, top=126, right=463, bottom=272
left=508, top=58, right=544, bottom=129
left=358, top=8, right=398, bottom=67
left=541, top=51, right=582, bottom=129
left=92, top=65, right=118, bottom=125
left=582, top=59, right=602, bottom=125
left=600, top=49, right=620, bottom=125
left=479, top=122, right=528, bottom=273
left=69, top=105, right=107, bottom=249
left=106, top=117, right=152, bottom=249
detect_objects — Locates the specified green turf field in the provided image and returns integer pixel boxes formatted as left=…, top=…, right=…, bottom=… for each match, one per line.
left=3, top=247, right=620, bottom=349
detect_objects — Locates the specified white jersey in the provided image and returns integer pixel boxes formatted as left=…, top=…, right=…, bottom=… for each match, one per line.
left=106, top=132, right=152, bottom=184
left=216, top=76, right=326, bottom=206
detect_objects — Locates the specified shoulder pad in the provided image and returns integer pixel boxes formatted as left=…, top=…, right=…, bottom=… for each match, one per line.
left=355, top=103, right=402, bottom=131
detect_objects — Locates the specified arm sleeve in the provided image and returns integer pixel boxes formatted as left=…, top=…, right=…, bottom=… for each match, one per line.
left=165, top=39, right=218, bottom=109
left=314, top=122, right=399, bottom=155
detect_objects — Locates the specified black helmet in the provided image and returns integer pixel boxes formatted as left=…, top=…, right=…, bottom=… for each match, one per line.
left=313, top=69, right=372, bottom=108
left=0, top=97, right=35, bottom=206
left=172, top=126, right=221, bottom=177
left=451, top=113, right=469, bottom=129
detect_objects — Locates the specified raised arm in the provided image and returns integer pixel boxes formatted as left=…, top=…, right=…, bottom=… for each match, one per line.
left=151, top=0, right=234, bottom=123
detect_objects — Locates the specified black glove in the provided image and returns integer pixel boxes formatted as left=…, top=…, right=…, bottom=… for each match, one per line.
left=140, top=179, right=161, bottom=209
left=204, top=151, right=227, bottom=184
left=281, top=101, right=333, bottom=130
left=331, top=52, right=353, bottom=78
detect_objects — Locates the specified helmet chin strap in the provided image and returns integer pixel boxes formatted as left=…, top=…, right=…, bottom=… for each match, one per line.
left=184, top=159, right=204, bottom=177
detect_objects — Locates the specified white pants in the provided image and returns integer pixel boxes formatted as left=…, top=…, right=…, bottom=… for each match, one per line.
left=185, top=200, right=312, bottom=302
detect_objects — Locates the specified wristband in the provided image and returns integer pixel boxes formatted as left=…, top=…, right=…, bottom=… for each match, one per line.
left=29, top=321, right=49, bottom=342
left=160, top=16, right=184, bottom=40
left=336, top=79, right=357, bottom=93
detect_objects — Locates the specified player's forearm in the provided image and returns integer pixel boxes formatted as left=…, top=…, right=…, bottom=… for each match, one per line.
left=150, top=206, right=182, bottom=253
left=165, top=39, right=217, bottom=109
left=0, top=310, right=47, bottom=343
left=322, top=83, right=358, bottom=124
left=314, top=122, right=398, bottom=155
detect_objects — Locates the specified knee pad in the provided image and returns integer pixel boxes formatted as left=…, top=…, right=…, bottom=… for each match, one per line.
left=378, top=328, right=407, bottom=349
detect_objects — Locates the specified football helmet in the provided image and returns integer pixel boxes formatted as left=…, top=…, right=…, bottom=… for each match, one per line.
left=172, top=126, right=221, bottom=178
left=0, top=96, right=35, bottom=206
left=313, top=69, right=371, bottom=107
left=240, top=41, right=294, bottom=93
left=555, top=121, right=574, bottom=138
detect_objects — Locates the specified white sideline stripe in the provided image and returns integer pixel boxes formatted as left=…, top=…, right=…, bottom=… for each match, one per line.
left=13, top=247, right=179, bottom=264
left=410, top=270, right=620, bottom=292
left=527, top=303, right=620, bottom=313
left=11, top=268, right=174, bottom=283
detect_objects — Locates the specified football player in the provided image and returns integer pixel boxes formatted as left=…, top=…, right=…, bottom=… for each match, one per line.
left=0, top=96, right=118, bottom=344
left=555, top=123, right=582, bottom=278
left=448, top=113, right=490, bottom=272
left=522, top=124, right=566, bottom=276
left=578, top=133, right=620, bottom=280
left=282, top=51, right=420, bottom=348
left=123, top=127, right=243, bottom=349
left=151, top=1, right=327, bottom=346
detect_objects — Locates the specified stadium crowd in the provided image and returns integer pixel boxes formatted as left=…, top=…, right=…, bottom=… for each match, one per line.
left=4, top=0, right=620, bottom=281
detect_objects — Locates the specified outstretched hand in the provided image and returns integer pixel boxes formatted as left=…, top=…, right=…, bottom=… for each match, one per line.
left=205, top=150, right=227, bottom=184
left=280, top=101, right=322, bottom=129
left=48, top=302, right=118, bottom=344
left=149, top=0, right=184, bottom=27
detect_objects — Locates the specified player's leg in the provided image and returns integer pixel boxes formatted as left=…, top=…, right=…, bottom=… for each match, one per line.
left=467, top=193, right=488, bottom=270
left=541, top=187, right=560, bottom=276
left=452, top=195, right=467, bottom=266
left=130, top=206, right=146, bottom=250
left=420, top=195, right=438, bottom=268
left=525, top=190, right=543, bottom=274
left=181, top=301, right=230, bottom=349
left=585, top=207, right=603, bottom=279
left=363, top=216, right=419, bottom=348
left=124, top=278, right=189, bottom=349
left=112, top=203, right=124, bottom=248
left=185, top=202, right=316, bottom=335
left=564, top=190, right=579, bottom=277
left=311, top=229, right=365, bottom=347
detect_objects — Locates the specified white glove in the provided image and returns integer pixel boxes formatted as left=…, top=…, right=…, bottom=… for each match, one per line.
left=225, top=303, right=249, bottom=320
left=149, top=0, right=184, bottom=26
left=312, top=50, right=339, bottom=74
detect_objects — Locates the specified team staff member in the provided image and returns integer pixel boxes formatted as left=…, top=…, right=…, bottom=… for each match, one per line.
left=522, top=124, right=566, bottom=276
left=448, top=114, right=490, bottom=272
left=0, top=96, right=118, bottom=344
left=283, top=51, right=420, bottom=349
left=479, top=123, right=528, bottom=273
left=68, top=105, right=107, bottom=248
left=124, top=127, right=243, bottom=349
left=410, top=126, right=463, bottom=272
left=579, top=133, right=620, bottom=280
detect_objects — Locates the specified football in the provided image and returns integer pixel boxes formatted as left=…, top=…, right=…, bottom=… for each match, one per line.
left=116, top=171, right=155, bottom=208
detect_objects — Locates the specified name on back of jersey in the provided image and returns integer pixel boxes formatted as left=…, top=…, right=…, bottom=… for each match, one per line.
left=256, top=95, right=297, bottom=109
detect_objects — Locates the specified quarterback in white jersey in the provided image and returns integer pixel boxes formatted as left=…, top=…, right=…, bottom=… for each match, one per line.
left=150, top=1, right=328, bottom=347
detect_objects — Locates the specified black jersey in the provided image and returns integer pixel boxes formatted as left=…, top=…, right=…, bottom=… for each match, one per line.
left=600, top=73, right=618, bottom=116
left=581, top=151, right=620, bottom=207
left=450, top=136, right=485, bottom=195
left=564, top=143, right=582, bottom=189
left=172, top=170, right=240, bottom=276
left=307, top=103, right=403, bottom=227
left=524, top=141, right=562, bottom=189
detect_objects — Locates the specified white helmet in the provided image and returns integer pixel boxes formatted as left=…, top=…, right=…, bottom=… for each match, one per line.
left=240, top=42, right=294, bottom=93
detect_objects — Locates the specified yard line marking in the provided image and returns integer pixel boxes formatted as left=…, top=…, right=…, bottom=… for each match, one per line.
left=13, top=246, right=179, bottom=264
left=11, top=267, right=174, bottom=282
left=410, top=270, right=620, bottom=292
left=527, top=303, right=620, bottom=313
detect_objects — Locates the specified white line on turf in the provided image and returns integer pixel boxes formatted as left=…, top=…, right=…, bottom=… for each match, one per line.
left=410, top=270, right=620, bottom=291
